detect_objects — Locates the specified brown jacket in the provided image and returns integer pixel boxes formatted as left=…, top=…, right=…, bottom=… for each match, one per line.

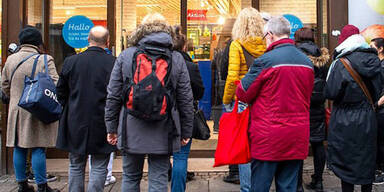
left=1, top=45, right=59, bottom=148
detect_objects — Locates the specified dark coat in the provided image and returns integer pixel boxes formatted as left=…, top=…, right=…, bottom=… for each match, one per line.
left=297, top=42, right=330, bottom=142
left=179, top=51, right=205, bottom=101
left=56, top=46, right=117, bottom=155
left=325, top=35, right=382, bottom=184
left=105, top=27, right=194, bottom=154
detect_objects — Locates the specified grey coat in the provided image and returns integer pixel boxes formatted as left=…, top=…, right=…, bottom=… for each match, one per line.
left=1, top=45, right=59, bottom=148
left=105, top=32, right=194, bottom=154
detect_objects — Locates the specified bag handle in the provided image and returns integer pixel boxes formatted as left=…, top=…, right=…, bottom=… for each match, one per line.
left=30, top=54, right=41, bottom=79
left=10, top=53, right=38, bottom=85
left=339, top=58, right=375, bottom=110
left=43, top=54, right=49, bottom=75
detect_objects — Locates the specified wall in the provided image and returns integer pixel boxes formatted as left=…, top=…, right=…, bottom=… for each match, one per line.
left=348, top=0, right=384, bottom=30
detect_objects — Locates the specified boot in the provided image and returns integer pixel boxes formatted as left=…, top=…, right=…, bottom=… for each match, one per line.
left=222, top=173, right=240, bottom=184
left=18, top=181, right=35, bottom=192
left=306, top=175, right=324, bottom=192
left=37, top=183, right=60, bottom=192
left=296, top=185, right=304, bottom=192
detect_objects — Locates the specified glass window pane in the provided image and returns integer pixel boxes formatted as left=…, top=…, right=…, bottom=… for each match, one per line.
left=115, top=0, right=181, bottom=55
left=28, top=0, right=44, bottom=30
left=49, top=0, right=107, bottom=72
left=187, top=0, right=242, bottom=60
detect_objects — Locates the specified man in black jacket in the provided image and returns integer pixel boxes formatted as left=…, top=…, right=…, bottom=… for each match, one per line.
left=56, top=26, right=116, bottom=192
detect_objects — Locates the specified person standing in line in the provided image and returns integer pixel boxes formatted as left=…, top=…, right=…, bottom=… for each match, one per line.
left=370, top=37, right=384, bottom=185
left=1, top=26, right=60, bottom=192
left=56, top=26, right=117, bottom=192
left=325, top=25, right=382, bottom=192
left=222, top=7, right=266, bottom=190
left=236, top=16, right=314, bottom=192
left=171, top=26, right=205, bottom=192
left=105, top=13, right=194, bottom=192
left=294, top=27, right=330, bottom=192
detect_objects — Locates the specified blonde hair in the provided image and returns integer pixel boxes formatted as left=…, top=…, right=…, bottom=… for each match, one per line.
left=232, top=7, right=265, bottom=41
left=141, top=13, right=167, bottom=25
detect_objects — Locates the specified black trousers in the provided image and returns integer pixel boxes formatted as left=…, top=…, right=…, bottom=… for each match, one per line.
left=298, top=141, right=326, bottom=186
left=341, top=180, right=372, bottom=192
left=229, top=164, right=239, bottom=175
left=377, top=114, right=384, bottom=171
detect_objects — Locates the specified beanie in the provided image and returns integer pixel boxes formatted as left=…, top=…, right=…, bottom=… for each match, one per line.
left=338, top=25, right=360, bottom=45
left=18, top=27, right=43, bottom=47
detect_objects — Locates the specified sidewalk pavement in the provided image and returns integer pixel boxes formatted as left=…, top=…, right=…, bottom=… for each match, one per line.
left=1, top=157, right=384, bottom=191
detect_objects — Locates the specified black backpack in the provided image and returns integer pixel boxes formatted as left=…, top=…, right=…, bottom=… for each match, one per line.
left=122, top=43, right=174, bottom=121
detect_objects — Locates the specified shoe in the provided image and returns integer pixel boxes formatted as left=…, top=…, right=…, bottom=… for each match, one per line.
left=28, top=174, right=57, bottom=183
left=37, top=183, right=60, bottom=192
left=222, top=174, right=240, bottom=184
left=306, top=181, right=324, bottom=192
left=104, top=175, right=116, bottom=186
left=373, top=171, right=384, bottom=185
left=18, top=181, right=35, bottom=192
left=186, top=171, right=195, bottom=182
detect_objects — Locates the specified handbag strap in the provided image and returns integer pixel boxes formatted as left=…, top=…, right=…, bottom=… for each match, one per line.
left=340, top=58, right=375, bottom=110
left=241, top=46, right=255, bottom=68
left=10, top=53, right=38, bottom=85
left=30, top=54, right=41, bottom=79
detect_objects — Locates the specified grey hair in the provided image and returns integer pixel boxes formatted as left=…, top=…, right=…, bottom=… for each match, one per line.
left=263, top=16, right=291, bottom=37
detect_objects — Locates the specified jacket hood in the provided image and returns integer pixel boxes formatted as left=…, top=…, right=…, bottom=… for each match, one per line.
left=239, top=36, right=266, bottom=57
left=178, top=51, right=193, bottom=62
left=334, top=34, right=370, bottom=59
left=128, top=22, right=174, bottom=47
left=297, top=41, right=321, bottom=57
left=307, top=48, right=330, bottom=67
left=137, top=32, right=173, bottom=48
left=348, top=48, right=381, bottom=78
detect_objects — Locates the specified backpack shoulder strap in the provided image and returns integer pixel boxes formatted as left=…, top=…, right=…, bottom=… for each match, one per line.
left=340, top=58, right=375, bottom=110
left=241, top=45, right=255, bottom=68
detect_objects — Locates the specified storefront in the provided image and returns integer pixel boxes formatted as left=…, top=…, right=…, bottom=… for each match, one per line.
left=1, top=0, right=349, bottom=174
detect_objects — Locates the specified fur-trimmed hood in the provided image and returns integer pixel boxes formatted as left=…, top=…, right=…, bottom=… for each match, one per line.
left=297, top=42, right=330, bottom=67
left=127, top=22, right=174, bottom=47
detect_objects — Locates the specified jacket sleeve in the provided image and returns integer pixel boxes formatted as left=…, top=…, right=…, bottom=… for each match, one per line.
left=223, top=42, right=241, bottom=104
left=187, top=62, right=205, bottom=100
left=56, top=57, right=71, bottom=107
left=1, top=59, right=11, bottom=98
left=105, top=55, right=124, bottom=134
left=175, top=55, right=194, bottom=139
left=325, top=60, right=346, bottom=100
left=236, top=58, right=266, bottom=104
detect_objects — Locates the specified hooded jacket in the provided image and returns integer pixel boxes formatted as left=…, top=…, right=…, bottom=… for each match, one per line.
left=222, top=37, right=266, bottom=104
left=236, top=39, right=314, bottom=161
left=105, top=23, right=194, bottom=154
left=325, top=34, right=382, bottom=184
left=297, top=41, right=330, bottom=142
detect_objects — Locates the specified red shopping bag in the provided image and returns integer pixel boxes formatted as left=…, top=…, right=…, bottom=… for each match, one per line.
left=214, top=100, right=251, bottom=167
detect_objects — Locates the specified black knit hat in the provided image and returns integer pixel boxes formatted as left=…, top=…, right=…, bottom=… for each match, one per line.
left=18, top=27, right=43, bottom=46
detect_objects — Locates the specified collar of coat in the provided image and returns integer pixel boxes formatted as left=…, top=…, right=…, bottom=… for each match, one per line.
left=19, top=44, right=40, bottom=53
left=266, top=38, right=295, bottom=52
left=127, top=22, right=173, bottom=47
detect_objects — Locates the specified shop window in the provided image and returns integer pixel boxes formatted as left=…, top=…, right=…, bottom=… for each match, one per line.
left=49, top=0, right=107, bottom=72
left=115, top=0, right=181, bottom=55
left=187, top=0, right=243, bottom=60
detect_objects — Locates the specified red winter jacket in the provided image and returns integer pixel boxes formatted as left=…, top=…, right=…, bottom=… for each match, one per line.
left=236, top=39, right=314, bottom=161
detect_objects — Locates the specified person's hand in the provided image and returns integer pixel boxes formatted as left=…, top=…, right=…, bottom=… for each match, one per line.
left=181, top=138, right=190, bottom=146
left=379, top=96, right=384, bottom=107
left=223, top=103, right=233, bottom=112
left=107, top=133, right=118, bottom=145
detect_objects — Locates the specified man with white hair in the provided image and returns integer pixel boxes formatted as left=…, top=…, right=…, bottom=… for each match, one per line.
left=56, top=26, right=117, bottom=192
left=236, top=16, right=314, bottom=192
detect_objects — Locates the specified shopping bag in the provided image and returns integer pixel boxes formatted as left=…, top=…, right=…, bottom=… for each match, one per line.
left=214, top=99, right=251, bottom=167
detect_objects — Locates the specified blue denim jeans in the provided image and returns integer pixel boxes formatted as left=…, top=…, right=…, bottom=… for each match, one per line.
left=239, top=163, right=251, bottom=192
left=251, top=159, right=301, bottom=192
left=171, top=140, right=192, bottom=192
left=13, top=147, right=47, bottom=184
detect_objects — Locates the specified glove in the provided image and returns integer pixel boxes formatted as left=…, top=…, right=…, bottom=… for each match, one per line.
left=223, top=103, right=234, bottom=113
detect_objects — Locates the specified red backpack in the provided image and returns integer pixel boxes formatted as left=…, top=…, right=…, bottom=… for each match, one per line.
left=123, top=44, right=173, bottom=121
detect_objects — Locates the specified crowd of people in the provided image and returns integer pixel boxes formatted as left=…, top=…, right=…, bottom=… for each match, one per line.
left=1, top=6, right=384, bottom=192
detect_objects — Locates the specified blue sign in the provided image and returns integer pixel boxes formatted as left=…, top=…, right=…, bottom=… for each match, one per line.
left=62, top=15, right=94, bottom=48
left=283, top=14, right=303, bottom=40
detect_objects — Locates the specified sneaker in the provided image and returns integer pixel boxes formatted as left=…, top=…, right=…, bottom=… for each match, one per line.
left=28, top=174, right=57, bottom=183
left=373, top=172, right=384, bottom=185
left=105, top=175, right=116, bottom=186
left=186, top=171, right=195, bottom=182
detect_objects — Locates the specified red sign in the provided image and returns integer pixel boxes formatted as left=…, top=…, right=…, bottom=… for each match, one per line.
left=187, top=10, right=207, bottom=21
left=92, top=20, right=107, bottom=27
